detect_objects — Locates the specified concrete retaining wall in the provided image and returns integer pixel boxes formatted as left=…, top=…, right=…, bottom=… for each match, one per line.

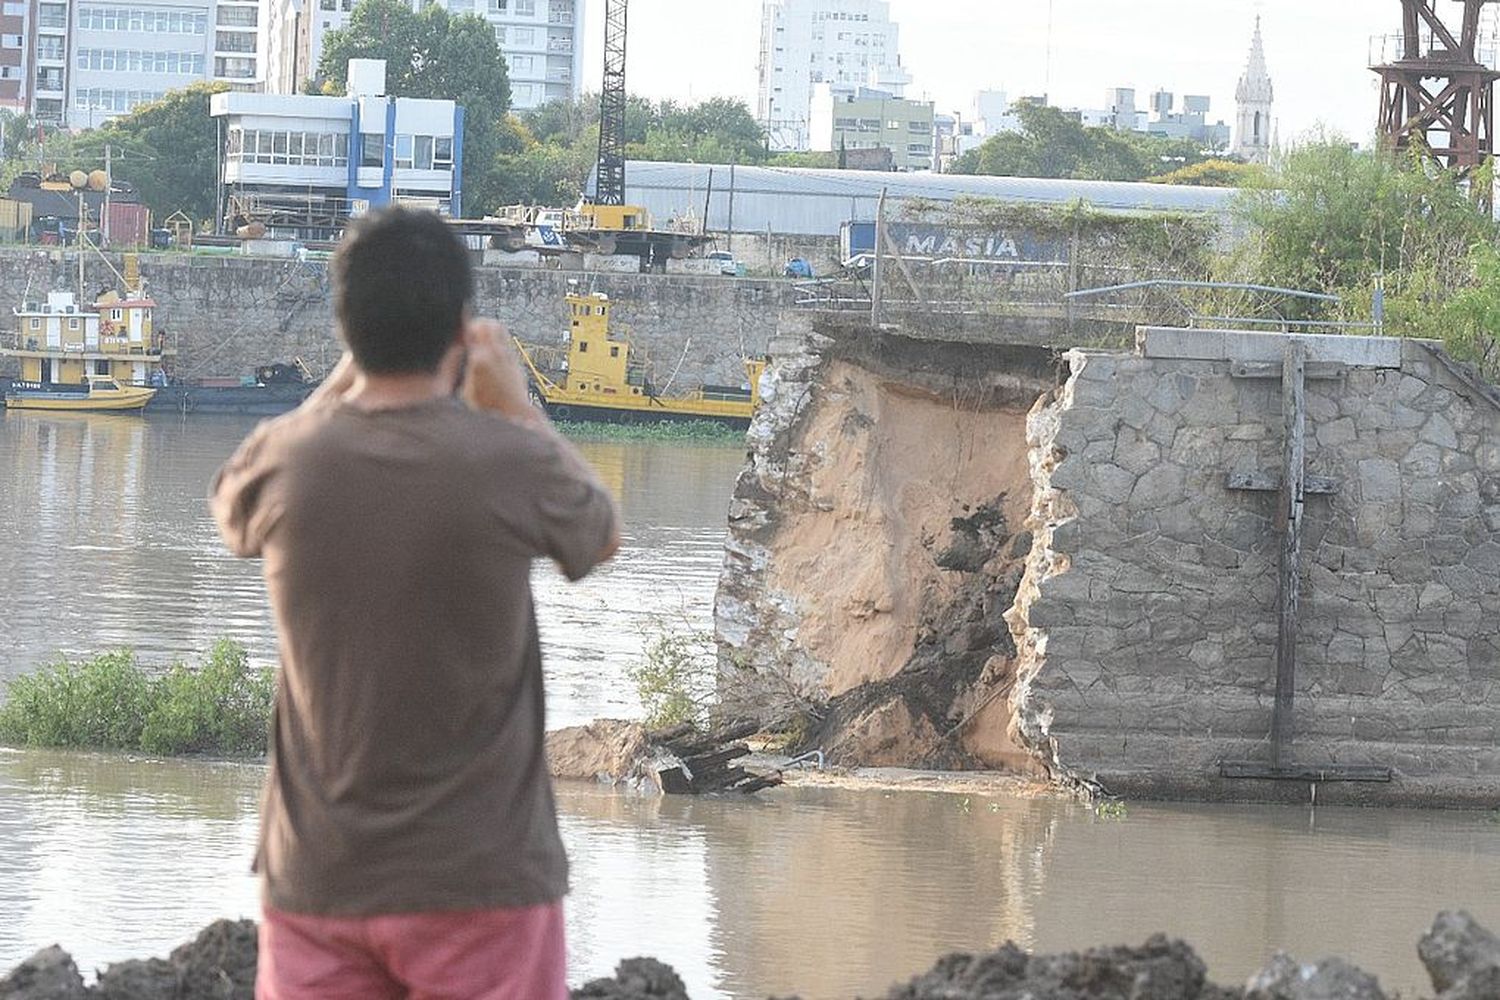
left=0, top=248, right=797, bottom=386
left=1011, top=329, right=1500, bottom=805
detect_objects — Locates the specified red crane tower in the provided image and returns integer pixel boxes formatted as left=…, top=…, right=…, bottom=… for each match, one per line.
left=1373, top=0, right=1500, bottom=191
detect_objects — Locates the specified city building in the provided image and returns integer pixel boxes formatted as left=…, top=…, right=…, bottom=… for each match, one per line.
left=1142, top=90, right=1231, bottom=148
left=809, top=83, right=932, bottom=171
left=26, top=0, right=265, bottom=127
left=264, top=0, right=584, bottom=110
left=0, top=0, right=28, bottom=112
left=1232, top=16, right=1274, bottom=164
left=757, top=0, right=910, bottom=151
left=210, top=58, right=463, bottom=238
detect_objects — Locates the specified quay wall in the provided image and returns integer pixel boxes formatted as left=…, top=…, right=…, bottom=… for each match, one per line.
left=0, top=247, right=797, bottom=385
left=719, top=316, right=1500, bottom=806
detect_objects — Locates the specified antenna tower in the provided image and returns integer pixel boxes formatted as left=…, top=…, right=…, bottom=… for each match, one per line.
left=1373, top=0, right=1500, bottom=193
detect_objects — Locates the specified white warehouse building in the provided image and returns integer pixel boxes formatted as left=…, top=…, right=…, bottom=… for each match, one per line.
left=212, top=59, right=462, bottom=238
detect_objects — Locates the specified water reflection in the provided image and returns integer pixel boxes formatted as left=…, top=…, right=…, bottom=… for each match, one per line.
left=0, top=412, right=745, bottom=729
left=6, top=748, right=1498, bottom=1000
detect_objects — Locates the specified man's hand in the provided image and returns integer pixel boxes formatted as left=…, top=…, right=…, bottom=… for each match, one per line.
left=461, top=318, right=538, bottom=422
left=302, top=352, right=357, bottom=410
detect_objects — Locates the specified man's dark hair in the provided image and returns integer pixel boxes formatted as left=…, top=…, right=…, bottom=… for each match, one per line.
left=331, top=207, right=473, bottom=374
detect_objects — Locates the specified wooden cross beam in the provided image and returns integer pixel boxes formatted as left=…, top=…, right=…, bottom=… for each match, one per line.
left=1221, top=340, right=1392, bottom=784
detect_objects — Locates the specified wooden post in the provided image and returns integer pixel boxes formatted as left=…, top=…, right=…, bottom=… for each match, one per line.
left=871, top=186, right=887, bottom=328
left=1271, top=340, right=1306, bottom=769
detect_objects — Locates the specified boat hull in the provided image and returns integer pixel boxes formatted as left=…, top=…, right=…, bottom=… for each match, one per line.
left=144, top=382, right=316, bottom=416
left=5, top=386, right=157, bottom=411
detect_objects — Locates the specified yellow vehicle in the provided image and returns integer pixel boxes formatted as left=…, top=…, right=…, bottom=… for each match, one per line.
left=5, top=373, right=156, bottom=411
left=515, top=292, right=765, bottom=428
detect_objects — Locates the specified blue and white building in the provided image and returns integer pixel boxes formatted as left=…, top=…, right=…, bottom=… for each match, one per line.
left=211, top=59, right=463, bottom=238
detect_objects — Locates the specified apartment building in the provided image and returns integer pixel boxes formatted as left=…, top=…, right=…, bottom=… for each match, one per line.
left=757, top=0, right=910, bottom=151
left=0, top=0, right=27, bottom=111
left=265, top=0, right=584, bottom=111
left=809, top=83, right=932, bottom=171
left=27, top=0, right=263, bottom=127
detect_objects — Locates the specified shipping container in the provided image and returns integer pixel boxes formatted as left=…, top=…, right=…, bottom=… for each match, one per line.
left=104, top=202, right=150, bottom=248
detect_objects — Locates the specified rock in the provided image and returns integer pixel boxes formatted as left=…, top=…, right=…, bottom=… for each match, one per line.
left=0, top=946, right=89, bottom=1000
left=1419, top=910, right=1500, bottom=995
left=1438, top=964, right=1500, bottom=1000
left=93, top=958, right=178, bottom=1000
left=1245, top=953, right=1387, bottom=1000
left=168, top=918, right=257, bottom=1000
left=547, top=720, right=652, bottom=784
left=572, top=958, right=690, bottom=999
left=884, top=934, right=1231, bottom=999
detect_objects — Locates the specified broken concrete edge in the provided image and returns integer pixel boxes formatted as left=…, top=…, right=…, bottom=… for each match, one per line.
left=1135, top=326, right=1433, bottom=369
left=7, top=910, right=1498, bottom=1000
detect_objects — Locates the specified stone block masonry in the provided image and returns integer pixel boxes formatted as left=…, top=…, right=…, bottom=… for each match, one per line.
left=0, top=248, right=797, bottom=387
left=1010, top=329, right=1500, bottom=805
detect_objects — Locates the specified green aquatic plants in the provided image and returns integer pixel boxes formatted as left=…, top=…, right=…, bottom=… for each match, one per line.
left=555, top=419, right=748, bottom=444
left=0, top=639, right=274, bottom=757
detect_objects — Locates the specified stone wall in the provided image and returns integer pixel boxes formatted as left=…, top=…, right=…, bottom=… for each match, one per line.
left=1009, top=330, right=1500, bottom=805
left=719, top=317, right=1500, bottom=805
left=0, top=248, right=797, bottom=385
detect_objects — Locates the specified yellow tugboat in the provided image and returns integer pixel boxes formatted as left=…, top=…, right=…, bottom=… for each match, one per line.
left=514, top=292, right=765, bottom=428
left=3, top=289, right=164, bottom=412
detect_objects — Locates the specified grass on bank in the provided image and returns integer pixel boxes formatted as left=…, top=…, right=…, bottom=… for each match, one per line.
left=555, top=419, right=747, bottom=444
left=0, top=639, right=273, bottom=756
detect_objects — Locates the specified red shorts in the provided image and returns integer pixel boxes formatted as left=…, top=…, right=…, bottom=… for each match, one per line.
left=256, top=901, right=567, bottom=1000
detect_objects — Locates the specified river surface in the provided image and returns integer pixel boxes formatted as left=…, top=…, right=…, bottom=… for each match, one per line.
left=3, top=411, right=1500, bottom=999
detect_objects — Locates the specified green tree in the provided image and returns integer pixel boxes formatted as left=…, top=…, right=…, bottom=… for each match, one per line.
left=1148, top=159, right=1263, bottom=187
left=317, top=0, right=511, bottom=212
left=59, top=83, right=229, bottom=220
left=951, top=102, right=1214, bottom=182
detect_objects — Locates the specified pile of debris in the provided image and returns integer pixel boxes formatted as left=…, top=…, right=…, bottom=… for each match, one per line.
left=7, top=911, right=1498, bottom=999
left=545, top=719, right=782, bottom=795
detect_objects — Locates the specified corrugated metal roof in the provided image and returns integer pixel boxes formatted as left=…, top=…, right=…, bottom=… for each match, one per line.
left=606, top=161, right=1238, bottom=237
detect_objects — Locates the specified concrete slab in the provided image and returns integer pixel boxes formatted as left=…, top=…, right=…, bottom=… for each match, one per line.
left=1137, top=326, right=1404, bottom=369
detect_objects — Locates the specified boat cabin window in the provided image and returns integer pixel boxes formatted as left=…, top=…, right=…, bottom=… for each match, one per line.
left=95, top=379, right=118, bottom=390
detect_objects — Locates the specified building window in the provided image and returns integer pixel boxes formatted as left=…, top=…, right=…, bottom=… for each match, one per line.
left=214, top=55, right=256, bottom=78
left=0, top=34, right=20, bottom=48
left=216, top=31, right=256, bottom=52
left=78, top=5, right=207, bottom=33
left=38, top=2, right=65, bottom=27
left=216, top=5, right=257, bottom=26
left=36, top=36, right=64, bottom=60
left=512, top=27, right=534, bottom=46
left=360, top=133, right=383, bottom=168
left=514, top=0, right=534, bottom=13
left=393, top=133, right=413, bottom=168
left=507, top=54, right=533, bottom=73
left=433, top=136, right=453, bottom=169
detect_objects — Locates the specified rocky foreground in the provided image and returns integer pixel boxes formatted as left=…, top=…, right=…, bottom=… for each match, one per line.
left=4, top=910, right=1498, bottom=999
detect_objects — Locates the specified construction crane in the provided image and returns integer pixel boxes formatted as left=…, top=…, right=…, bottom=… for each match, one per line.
left=1373, top=0, right=1500, bottom=200
left=570, top=0, right=711, bottom=264
left=594, top=0, right=627, bottom=207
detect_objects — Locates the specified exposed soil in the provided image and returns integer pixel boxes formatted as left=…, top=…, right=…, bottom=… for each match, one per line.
left=749, top=352, right=1047, bottom=772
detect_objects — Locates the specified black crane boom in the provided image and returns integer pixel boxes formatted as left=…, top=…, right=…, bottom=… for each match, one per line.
left=595, top=0, right=628, bottom=206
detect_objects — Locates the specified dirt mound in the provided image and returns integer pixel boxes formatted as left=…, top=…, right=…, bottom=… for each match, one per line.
left=547, top=720, right=652, bottom=783
left=803, top=496, right=1038, bottom=771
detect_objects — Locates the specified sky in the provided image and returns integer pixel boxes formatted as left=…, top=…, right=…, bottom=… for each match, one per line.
left=578, top=1, right=1458, bottom=145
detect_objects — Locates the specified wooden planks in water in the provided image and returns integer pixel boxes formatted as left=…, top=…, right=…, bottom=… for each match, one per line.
left=648, top=721, right=784, bottom=795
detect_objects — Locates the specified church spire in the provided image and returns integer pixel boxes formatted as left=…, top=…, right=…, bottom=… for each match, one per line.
left=1232, top=17, right=1274, bottom=164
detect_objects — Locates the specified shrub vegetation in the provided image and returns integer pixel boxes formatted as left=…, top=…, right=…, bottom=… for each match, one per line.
left=0, top=640, right=274, bottom=756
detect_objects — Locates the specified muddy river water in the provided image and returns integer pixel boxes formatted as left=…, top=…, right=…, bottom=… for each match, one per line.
left=3, top=411, right=1500, bottom=999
